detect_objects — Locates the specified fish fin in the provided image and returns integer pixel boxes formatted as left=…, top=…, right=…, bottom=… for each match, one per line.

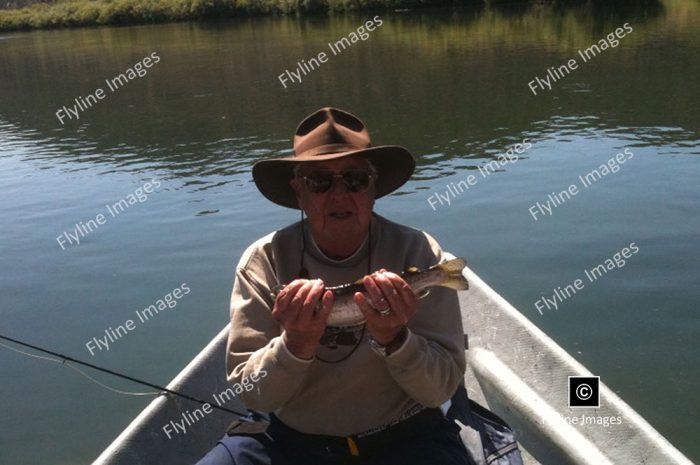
left=436, top=257, right=469, bottom=290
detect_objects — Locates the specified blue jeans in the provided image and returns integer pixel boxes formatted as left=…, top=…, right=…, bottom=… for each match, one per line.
left=194, top=407, right=472, bottom=465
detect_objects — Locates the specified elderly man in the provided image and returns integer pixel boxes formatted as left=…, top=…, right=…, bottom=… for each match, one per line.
left=196, top=107, right=471, bottom=465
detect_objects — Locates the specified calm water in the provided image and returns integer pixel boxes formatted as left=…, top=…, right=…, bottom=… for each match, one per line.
left=1, top=1, right=699, bottom=463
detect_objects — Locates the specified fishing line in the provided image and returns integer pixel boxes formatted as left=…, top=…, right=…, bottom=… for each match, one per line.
left=0, top=333, right=247, bottom=416
left=0, top=339, right=158, bottom=396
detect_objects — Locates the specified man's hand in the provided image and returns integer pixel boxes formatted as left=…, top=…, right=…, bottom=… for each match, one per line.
left=354, top=269, right=417, bottom=346
left=273, top=279, right=333, bottom=360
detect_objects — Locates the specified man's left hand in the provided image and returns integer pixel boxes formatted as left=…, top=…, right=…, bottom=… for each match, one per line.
left=354, top=269, right=417, bottom=346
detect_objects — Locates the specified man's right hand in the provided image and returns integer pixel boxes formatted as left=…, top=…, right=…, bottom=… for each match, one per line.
left=272, top=279, right=334, bottom=360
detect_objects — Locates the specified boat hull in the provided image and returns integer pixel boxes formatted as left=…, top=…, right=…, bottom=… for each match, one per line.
left=93, top=261, right=692, bottom=465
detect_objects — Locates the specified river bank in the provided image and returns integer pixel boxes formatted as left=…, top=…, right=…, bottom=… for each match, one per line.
left=0, top=0, right=606, bottom=32
left=0, top=0, right=436, bottom=31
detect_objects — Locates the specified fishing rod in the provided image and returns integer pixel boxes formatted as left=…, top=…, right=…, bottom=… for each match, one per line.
left=0, top=333, right=247, bottom=417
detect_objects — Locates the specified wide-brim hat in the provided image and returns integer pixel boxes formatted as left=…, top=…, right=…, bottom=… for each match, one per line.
left=253, top=107, right=415, bottom=209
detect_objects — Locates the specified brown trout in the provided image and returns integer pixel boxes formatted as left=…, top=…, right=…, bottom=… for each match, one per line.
left=272, top=257, right=469, bottom=327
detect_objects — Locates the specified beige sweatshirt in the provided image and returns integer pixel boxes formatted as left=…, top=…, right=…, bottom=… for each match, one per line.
left=225, top=213, right=466, bottom=436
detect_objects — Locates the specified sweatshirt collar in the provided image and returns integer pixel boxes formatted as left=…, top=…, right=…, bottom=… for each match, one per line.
left=304, top=214, right=376, bottom=269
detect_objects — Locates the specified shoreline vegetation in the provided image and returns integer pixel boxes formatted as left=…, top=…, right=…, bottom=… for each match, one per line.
left=0, top=0, right=581, bottom=32
left=1, top=0, right=443, bottom=31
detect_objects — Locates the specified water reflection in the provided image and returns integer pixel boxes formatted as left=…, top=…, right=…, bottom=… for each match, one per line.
left=0, top=0, right=697, bottom=193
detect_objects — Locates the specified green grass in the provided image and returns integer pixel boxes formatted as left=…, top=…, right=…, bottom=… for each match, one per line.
left=0, top=0, right=455, bottom=31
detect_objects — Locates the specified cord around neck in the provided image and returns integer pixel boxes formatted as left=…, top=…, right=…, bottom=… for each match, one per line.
left=298, top=211, right=371, bottom=364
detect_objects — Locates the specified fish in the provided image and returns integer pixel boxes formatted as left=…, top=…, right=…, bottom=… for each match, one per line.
left=271, top=257, right=469, bottom=327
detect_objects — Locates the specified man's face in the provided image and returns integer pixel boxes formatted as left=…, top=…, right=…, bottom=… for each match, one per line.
left=291, top=156, right=375, bottom=253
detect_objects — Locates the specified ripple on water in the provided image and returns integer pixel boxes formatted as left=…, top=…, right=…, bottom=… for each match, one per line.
left=0, top=119, right=287, bottom=194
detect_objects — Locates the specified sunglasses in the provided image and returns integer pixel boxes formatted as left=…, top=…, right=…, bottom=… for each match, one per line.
left=302, top=170, right=376, bottom=194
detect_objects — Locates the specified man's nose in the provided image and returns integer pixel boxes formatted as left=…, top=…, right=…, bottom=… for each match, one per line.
left=327, top=176, right=350, bottom=195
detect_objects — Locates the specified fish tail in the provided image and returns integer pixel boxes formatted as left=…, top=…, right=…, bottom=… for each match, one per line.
left=435, top=257, right=469, bottom=290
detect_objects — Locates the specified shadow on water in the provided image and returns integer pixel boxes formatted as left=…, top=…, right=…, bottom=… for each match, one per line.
left=487, top=0, right=665, bottom=21
left=0, top=0, right=695, bottom=189
left=587, top=0, right=666, bottom=24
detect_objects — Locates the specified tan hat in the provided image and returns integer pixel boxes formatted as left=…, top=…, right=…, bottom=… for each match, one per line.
left=252, top=107, right=415, bottom=209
